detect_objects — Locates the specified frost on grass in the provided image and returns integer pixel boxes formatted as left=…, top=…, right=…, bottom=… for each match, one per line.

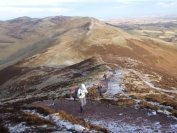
left=51, top=113, right=86, bottom=132
left=23, top=110, right=88, bottom=132
left=8, top=123, right=31, bottom=133
left=105, top=70, right=129, bottom=97
left=85, top=117, right=177, bottom=133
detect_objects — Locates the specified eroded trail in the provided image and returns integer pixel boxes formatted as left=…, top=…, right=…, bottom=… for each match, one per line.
left=86, top=17, right=94, bottom=36
left=26, top=69, right=177, bottom=132
left=29, top=74, right=177, bottom=133
left=30, top=99, right=177, bottom=132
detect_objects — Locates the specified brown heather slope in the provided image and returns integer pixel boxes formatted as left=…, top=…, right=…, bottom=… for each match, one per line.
left=1, top=16, right=177, bottom=132
left=0, top=17, right=177, bottom=77
left=0, top=17, right=89, bottom=69
left=0, top=16, right=70, bottom=43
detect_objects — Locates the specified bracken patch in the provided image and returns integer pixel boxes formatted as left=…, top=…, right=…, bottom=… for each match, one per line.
left=57, top=110, right=109, bottom=132
left=100, top=98, right=135, bottom=106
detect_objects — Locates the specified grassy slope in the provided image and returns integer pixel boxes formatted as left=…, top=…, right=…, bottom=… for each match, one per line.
left=0, top=17, right=89, bottom=69
left=1, top=17, right=177, bottom=77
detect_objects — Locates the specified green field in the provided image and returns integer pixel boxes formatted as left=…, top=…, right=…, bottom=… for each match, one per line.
left=120, top=23, right=177, bottom=43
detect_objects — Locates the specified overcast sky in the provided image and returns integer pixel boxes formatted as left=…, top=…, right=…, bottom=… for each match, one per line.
left=0, top=0, right=177, bottom=20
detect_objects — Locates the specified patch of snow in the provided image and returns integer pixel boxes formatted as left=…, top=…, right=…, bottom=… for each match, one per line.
left=134, top=99, right=141, bottom=104
left=157, top=109, right=172, bottom=115
left=148, top=110, right=157, bottom=116
left=42, top=125, right=47, bottom=128
left=47, top=103, right=55, bottom=106
left=148, top=101, right=173, bottom=109
left=85, top=119, right=163, bottom=133
left=23, top=110, right=89, bottom=132
left=105, top=70, right=129, bottom=97
left=171, top=124, right=177, bottom=128
left=85, top=113, right=177, bottom=133
left=65, top=97, right=74, bottom=101
left=133, top=70, right=175, bottom=94
left=119, top=113, right=123, bottom=116
left=8, top=123, right=31, bottom=133
left=50, top=113, right=87, bottom=132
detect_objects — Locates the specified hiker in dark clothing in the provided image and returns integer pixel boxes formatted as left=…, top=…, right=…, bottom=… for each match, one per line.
left=103, top=73, right=107, bottom=80
left=97, top=84, right=103, bottom=96
left=74, top=87, right=79, bottom=101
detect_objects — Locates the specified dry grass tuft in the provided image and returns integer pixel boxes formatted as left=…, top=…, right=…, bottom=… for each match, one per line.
left=114, top=93, right=129, bottom=99
left=88, top=87, right=98, bottom=96
left=168, top=109, right=177, bottom=117
left=131, top=93, right=177, bottom=110
left=57, top=110, right=109, bottom=132
left=10, top=111, right=55, bottom=126
left=139, top=101, right=161, bottom=110
left=101, top=98, right=135, bottom=106
left=22, top=106, right=55, bottom=116
left=139, top=101, right=177, bottom=118
left=22, top=107, right=109, bottom=132
left=22, top=112, right=55, bottom=126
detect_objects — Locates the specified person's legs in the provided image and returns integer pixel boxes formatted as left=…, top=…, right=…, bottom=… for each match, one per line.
left=79, top=97, right=87, bottom=112
left=79, top=98, right=84, bottom=112
left=80, top=105, right=83, bottom=112
left=83, top=97, right=86, bottom=106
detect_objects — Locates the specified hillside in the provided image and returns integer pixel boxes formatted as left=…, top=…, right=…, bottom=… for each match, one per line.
left=0, top=16, right=70, bottom=51
left=1, top=16, right=177, bottom=132
left=1, top=17, right=177, bottom=76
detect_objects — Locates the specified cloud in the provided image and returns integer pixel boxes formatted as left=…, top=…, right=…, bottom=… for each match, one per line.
left=115, top=0, right=148, bottom=2
left=0, top=6, right=73, bottom=14
left=156, top=1, right=177, bottom=8
left=0, top=0, right=98, bottom=6
left=116, top=6, right=127, bottom=9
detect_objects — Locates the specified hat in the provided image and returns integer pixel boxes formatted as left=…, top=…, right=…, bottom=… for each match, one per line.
left=80, top=84, right=86, bottom=89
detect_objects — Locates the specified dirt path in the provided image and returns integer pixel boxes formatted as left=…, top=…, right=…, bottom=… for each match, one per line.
left=28, top=75, right=177, bottom=132
left=29, top=99, right=177, bottom=132
left=86, top=17, right=94, bottom=36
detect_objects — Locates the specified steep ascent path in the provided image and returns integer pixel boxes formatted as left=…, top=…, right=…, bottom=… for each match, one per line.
left=86, top=17, right=94, bottom=36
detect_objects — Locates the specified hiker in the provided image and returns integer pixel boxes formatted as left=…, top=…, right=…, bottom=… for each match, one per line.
left=77, top=83, right=88, bottom=112
left=103, top=73, right=107, bottom=80
left=74, top=87, right=79, bottom=101
left=97, top=84, right=103, bottom=96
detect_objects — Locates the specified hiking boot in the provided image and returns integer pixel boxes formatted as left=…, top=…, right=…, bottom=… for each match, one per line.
left=80, top=106, right=83, bottom=113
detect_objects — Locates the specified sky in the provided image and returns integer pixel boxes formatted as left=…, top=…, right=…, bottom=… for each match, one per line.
left=0, top=0, right=177, bottom=20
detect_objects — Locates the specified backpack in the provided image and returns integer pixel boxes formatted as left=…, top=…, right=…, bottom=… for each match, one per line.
left=76, top=87, right=81, bottom=97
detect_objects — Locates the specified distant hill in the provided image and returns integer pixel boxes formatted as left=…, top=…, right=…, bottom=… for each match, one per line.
left=0, top=16, right=177, bottom=77
left=0, top=16, right=71, bottom=44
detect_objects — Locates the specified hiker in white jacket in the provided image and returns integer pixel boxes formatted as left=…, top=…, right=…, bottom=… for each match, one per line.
left=78, top=83, right=88, bottom=112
